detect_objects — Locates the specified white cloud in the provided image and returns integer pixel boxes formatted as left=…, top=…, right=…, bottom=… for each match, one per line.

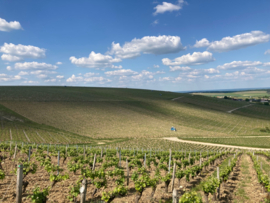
left=108, top=35, right=185, bottom=59
left=153, top=64, right=160, bottom=68
left=45, top=79, right=57, bottom=83
left=84, top=77, right=110, bottom=83
left=263, top=62, right=270, bottom=67
left=0, top=74, right=21, bottom=82
left=111, top=65, right=123, bottom=69
left=56, top=75, right=64, bottom=79
left=14, top=62, right=58, bottom=70
left=56, top=62, right=62, bottom=65
left=153, top=0, right=185, bottom=15
left=30, top=70, right=57, bottom=75
left=204, top=68, right=219, bottom=74
left=265, top=50, right=270, bottom=55
left=152, top=20, right=159, bottom=26
left=22, top=80, right=39, bottom=84
left=172, top=76, right=182, bottom=83
left=66, top=75, right=83, bottom=83
left=193, top=38, right=210, bottom=48
left=6, top=66, right=12, bottom=71
left=105, top=69, right=138, bottom=76
left=37, top=74, right=48, bottom=79
left=0, top=43, right=46, bottom=60
left=204, top=75, right=209, bottom=79
left=18, top=71, right=29, bottom=76
left=1, top=54, right=23, bottom=62
left=162, top=51, right=215, bottom=66
left=208, top=31, right=270, bottom=52
left=159, top=77, right=172, bottom=81
left=155, top=70, right=165, bottom=74
left=217, top=61, right=262, bottom=70
left=70, top=51, right=121, bottom=68
left=0, top=18, right=22, bottom=32
left=131, top=70, right=155, bottom=81
left=66, top=74, right=110, bottom=84
left=169, top=66, right=191, bottom=71
left=84, top=72, right=99, bottom=77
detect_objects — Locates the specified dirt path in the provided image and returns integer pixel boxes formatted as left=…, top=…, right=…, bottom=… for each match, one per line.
left=232, top=154, right=265, bottom=203
left=171, top=96, right=184, bottom=101
left=227, top=104, right=253, bottom=113
left=163, top=137, right=270, bottom=151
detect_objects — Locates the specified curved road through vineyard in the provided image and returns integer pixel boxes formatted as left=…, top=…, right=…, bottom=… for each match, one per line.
left=163, top=137, right=270, bottom=151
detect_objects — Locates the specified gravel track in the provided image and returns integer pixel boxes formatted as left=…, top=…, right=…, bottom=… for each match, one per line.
left=163, top=137, right=270, bottom=151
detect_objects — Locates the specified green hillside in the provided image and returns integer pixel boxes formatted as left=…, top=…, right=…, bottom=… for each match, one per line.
left=0, top=86, right=269, bottom=147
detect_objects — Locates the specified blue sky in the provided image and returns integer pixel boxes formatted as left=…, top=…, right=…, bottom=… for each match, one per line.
left=0, top=0, right=270, bottom=91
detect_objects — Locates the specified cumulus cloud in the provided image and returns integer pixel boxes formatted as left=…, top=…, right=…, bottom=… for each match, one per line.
left=84, top=72, right=99, bottom=77
left=6, top=66, right=12, bottom=71
left=0, top=18, right=22, bottom=32
left=153, top=64, right=160, bottom=68
left=169, top=66, right=191, bottom=71
left=204, top=68, right=219, bottom=74
left=56, top=75, right=64, bottom=79
left=56, top=62, right=62, bottom=65
left=263, top=62, right=270, bottom=67
left=37, top=74, right=48, bottom=79
left=172, top=76, right=182, bottom=83
left=162, top=51, right=215, bottom=66
left=265, top=50, right=270, bottom=55
left=193, top=38, right=210, bottom=48
left=22, top=80, right=39, bottom=84
left=30, top=70, right=57, bottom=75
left=152, top=20, right=159, bottom=26
left=66, top=74, right=111, bottom=84
left=0, top=74, right=21, bottom=82
left=0, top=43, right=46, bottom=60
left=131, top=70, right=156, bottom=81
left=18, top=71, right=29, bottom=76
left=107, top=35, right=185, bottom=59
left=66, top=75, right=83, bottom=83
left=45, top=79, right=57, bottom=83
left=105, top=69, right=138, bottom=76
left=70, top=51, right=121, bottom=68
left=208, top=31, right=270, bottom=52
left=153, top=0, right=186, bottom=15
left=159, top=77, right=172, bottom=81
left=14, top=62, right=58, bottom=70
left=1, top=54, right=23, bottom=62
left=111, top=65, right=123, bottom=69
left=217, top=61, right=262, bottom=70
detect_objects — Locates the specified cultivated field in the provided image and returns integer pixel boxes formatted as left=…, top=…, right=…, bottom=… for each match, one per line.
left=0, top=87, right=270, bottom=145
left=0, top=86, right=270, bottom=202
left=193, top=90, right=270, bottom=99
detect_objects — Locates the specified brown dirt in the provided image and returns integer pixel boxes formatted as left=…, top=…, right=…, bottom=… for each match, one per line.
left=227, top=154, right=266, bottom=203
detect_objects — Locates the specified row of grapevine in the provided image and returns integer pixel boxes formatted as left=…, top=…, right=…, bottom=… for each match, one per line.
left=0, top=142, right=230, bottom=202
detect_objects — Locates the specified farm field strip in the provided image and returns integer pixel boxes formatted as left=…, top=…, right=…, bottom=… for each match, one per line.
left=0, top=142, right=230, bottom=202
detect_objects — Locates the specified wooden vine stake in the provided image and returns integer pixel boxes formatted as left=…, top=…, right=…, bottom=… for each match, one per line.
left=80, top=179, right=87, bottom=203
left=168, top=149, right=172, bottom=172
left=126, top=158, right=129, bottom=186
left=217, top=166, right=220, bottom=200
left=14, top=144, right=17, bottom=159
left=172, top=188, right=179, bottom=203
left=16, top=164, right=23, bottom=203
left=171, top=162, right=176, bottom=192
left=57, top=151, right=60, bottom=175
left=92, top=154, right=96, bottom=171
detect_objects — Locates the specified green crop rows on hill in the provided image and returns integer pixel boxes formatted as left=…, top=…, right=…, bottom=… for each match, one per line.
left=0, top=86, right=269, bottom=148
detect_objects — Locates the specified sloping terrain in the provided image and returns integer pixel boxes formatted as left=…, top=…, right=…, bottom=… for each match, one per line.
left=0, top=87, right=269, bottom=144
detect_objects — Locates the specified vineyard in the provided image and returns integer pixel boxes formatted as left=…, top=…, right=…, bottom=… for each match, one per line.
left=1, top=142, right=270, bottom=202
left=0, top=87, right=270, bottom=202
left=0, top=87, right=270, bottom=141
